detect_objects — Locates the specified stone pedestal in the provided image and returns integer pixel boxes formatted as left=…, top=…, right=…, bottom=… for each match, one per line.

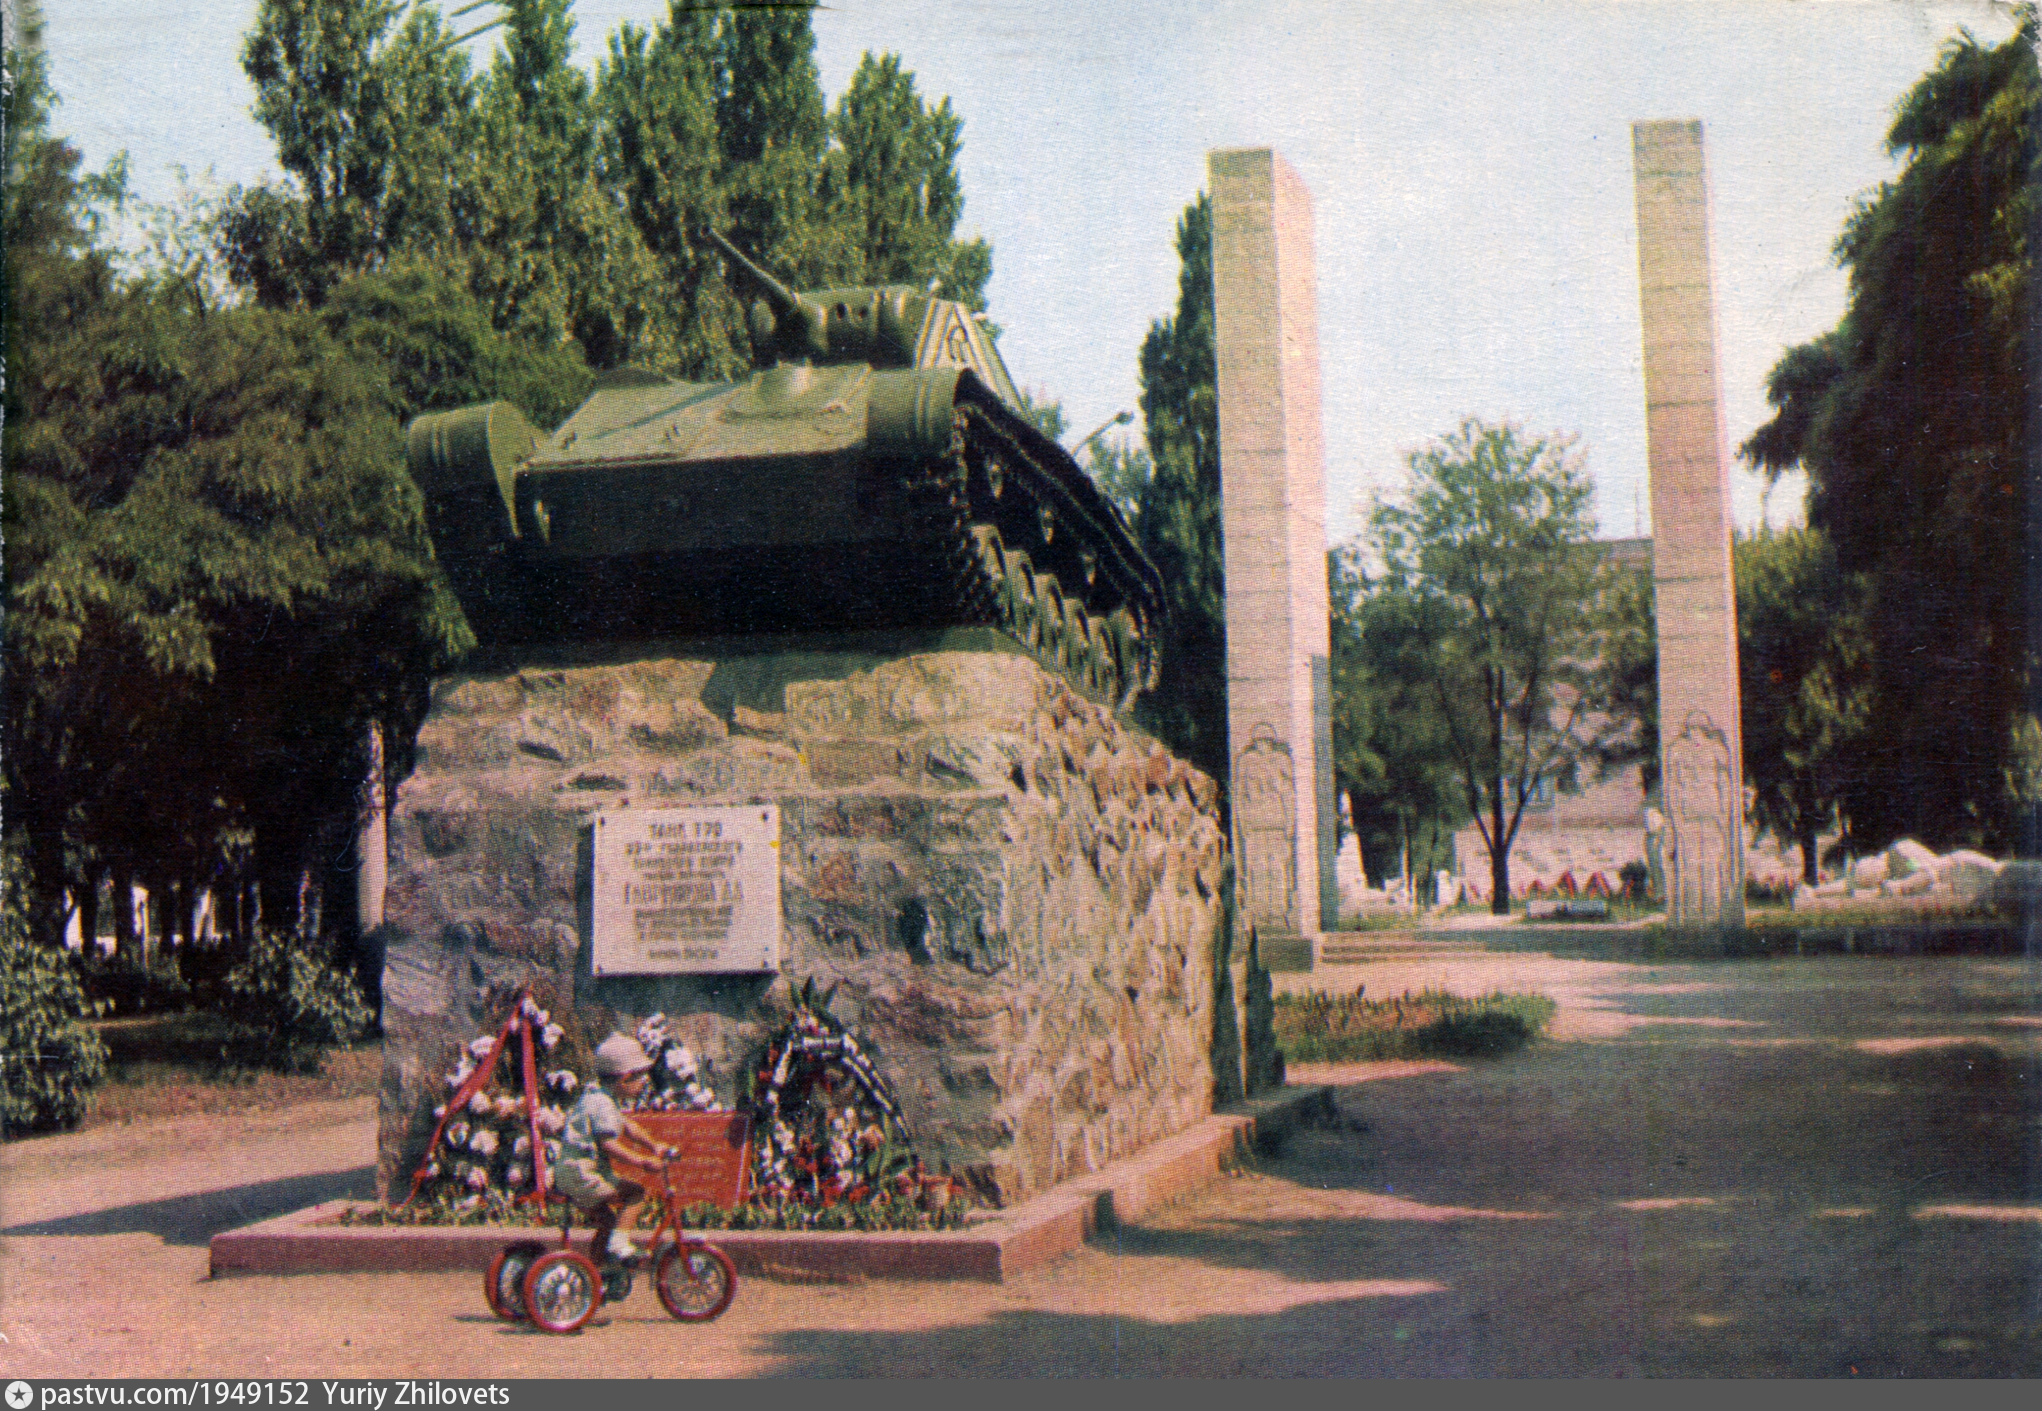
left=1632, top=120, right=1746, bottom=928
left=1209, top=147, right=1338, bottom=970
left=376, top=636, right=1228, bottom=1205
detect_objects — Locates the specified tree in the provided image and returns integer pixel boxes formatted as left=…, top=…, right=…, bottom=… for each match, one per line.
left=1735, top=528, right=1873, bottom=882
left=1327, top=546, right=1466, bottom=893
left=1590, top=558, right=1659, bottom=798
left=823, top=53, right=991, bottom=308
left=1742, top=18, right=2038, bottom=854
left=1133, top=193, right=1227, bottom=788
left=1369, top=420, right=1613, bottom=913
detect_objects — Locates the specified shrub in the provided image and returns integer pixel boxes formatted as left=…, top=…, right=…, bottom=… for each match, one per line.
left=78, top=949, right=192, bottom=1017
left=0, top=849, right=110, bottom=1134
left=1272, top=988, right=1556, bottom=1063
left=212, top=931, right=371, bottom=1072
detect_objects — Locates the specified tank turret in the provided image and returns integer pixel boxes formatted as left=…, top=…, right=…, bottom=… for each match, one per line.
left=406, top=237, right=1164, bottom=708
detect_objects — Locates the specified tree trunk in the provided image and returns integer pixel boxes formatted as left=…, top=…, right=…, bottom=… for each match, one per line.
left=1799, top=826, right=1819, bottom=885
left=24, top=811, right=71, bottom=947
left=77, top=868, right=102, bottom=957
left=1489, top=780, right=1511, bottom=915
left=111, top=862, right=140, bottom=964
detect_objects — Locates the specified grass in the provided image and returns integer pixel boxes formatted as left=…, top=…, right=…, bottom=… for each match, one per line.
left=1273, top=987, right=1556, bottom=1063
left=1742, top=899, right=2009, bottom=929
left=1325, top=909, right=1425, bottom=933
left=79, top=1011, right=380, bottom=1130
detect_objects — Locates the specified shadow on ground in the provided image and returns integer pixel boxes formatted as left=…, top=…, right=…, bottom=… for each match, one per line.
left=756, top=954, right=2042, bottom=1375
left=2, top=1166, right=376, bottom=1245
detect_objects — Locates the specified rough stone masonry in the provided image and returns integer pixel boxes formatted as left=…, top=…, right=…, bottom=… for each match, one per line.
left=1632, top=119, right=1746, bottom=928
left=375, top=643, right=1229, bottom=1206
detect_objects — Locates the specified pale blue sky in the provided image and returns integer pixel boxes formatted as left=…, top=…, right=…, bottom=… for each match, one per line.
left=41, top=0, right=2022, bottom=543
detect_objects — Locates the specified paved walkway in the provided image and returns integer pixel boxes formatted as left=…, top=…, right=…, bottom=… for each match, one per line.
left=3, top=947, right=2038, bottom=1376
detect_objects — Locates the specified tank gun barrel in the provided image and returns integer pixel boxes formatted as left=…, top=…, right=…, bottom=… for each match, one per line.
left=708, top=229, right=798, bottom=318
left=709, top=229, right=827, bottom=362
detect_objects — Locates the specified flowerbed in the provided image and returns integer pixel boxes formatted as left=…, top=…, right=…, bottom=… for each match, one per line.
left=334, top=1188, right=970, bottom=1233
left=1274, top=988, right=1555, bottom=1063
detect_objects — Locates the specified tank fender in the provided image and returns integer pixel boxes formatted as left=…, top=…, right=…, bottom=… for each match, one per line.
left=867, top=367, right=969, bottom=464
left=406, top=402, right=539, bottom=553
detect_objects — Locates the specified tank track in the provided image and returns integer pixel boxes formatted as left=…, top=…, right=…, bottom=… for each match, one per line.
left=898, top=388, right=1163, bottom=712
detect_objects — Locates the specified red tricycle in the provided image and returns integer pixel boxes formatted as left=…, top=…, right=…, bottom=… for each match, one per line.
left=484, top=1150, right=739, bottom=1334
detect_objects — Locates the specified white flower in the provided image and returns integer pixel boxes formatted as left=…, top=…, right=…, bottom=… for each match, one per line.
left=506, top=1163, right=529, bottom=1188
left=468, top=1037, right=496, bottom=1060
left=543, top=1139, right=561, bottom=1162
left=547, top=1070, right=578, bottom=1095
left=538, top=1106, right=567, bottom=1135
left=513, top=1134, right=532, bottom=1157
left=445, top=1121, right=471, bottom=1148
left=465, top=1166, right=489, bottom=1191
left=663, top=1044, right=698, bottom=1079
left=468, top=1091, right=492, bottom=1116
left=493, top=1094, right=522, bottom=1122
left=470, top=1128, right=499, bottom=1157
left=540, top=1024, right=564, bottom=1050
left=432, top=1105, right=447, bottom=1120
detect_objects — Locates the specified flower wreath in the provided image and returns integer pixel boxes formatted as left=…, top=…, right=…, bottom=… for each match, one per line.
left=627, top=1012, right=726, bottom=1113
left=746, top=979, right=949, bottom=1208
left=407, top=991, right=579, bottom=1211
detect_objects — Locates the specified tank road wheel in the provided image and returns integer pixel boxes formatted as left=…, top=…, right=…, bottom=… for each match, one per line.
left=1060, top=598, right=1093, bottom=681
left=1002, top=550, right=1041, bottom=648
left=1035, top=577, right=1067, bottom=672
left=522, top=1249, right=602, bottom=1334
left=972, top=525, right=1005, bottom=582
left=1105, top=610, right=1147, bottom=710
left=485, top=1242, right=546, bottom=1322
left=1082, top=611, right=1117, bottom=699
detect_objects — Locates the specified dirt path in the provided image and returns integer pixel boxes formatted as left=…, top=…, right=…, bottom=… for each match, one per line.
left=4, top=950, right=2038, bottom=1376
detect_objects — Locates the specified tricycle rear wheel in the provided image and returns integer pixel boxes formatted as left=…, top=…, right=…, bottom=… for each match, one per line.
left=523, top=1249, right=602, bottom=1333
left=485, top=1242, right=547, bottom=1322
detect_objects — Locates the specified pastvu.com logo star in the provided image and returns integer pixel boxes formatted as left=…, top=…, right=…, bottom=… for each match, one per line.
left=6, top=1379, right=33, bottom=1410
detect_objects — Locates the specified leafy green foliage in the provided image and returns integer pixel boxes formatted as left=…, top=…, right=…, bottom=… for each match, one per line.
left=1369, top=420, right=1618, bottom=911
left=1132, top=193, right=1227, bottom=787
left=1588, top=561, right=1659, bottom=797
left=214, top=931, right=372, bottom=1072
left=1741, top=21, right=2039, bottom=854
left=1328, top=545, right=1467, bottom=892
left=0, top=848, right=110, bottom=1135
left=1735, top=528, right=1873, bottom=881
left=1272, top=988, right=1555, bottom=1063
left=229, top=0, right=992, bottom=375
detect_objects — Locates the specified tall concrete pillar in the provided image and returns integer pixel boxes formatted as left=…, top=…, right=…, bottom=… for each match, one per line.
left=1632, top=120, right=1746, bottom=928
left=1210, top=147, right=1338, bottom=969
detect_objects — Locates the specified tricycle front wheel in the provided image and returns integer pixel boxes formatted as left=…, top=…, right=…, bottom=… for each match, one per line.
left=655, top=1241, right=737, bottom=1322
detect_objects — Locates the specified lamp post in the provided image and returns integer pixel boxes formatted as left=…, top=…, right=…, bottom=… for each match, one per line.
left=1071, top=410, right=1132, bottom=459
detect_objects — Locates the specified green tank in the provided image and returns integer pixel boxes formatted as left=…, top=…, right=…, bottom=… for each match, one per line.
left=406, top=233, right=1164, bottom=709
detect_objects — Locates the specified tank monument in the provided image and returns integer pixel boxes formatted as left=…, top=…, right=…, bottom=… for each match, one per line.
left=375, top=235, right=1240, bottom=1207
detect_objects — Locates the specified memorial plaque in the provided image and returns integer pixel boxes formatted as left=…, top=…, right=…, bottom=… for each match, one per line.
left=616, top=1111, right=754, bottom=1210
left=590, top=806, right=781, bottom=975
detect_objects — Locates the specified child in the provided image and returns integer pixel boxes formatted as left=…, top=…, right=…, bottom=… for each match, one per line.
left=554, top=1033, right=676, bottom=1265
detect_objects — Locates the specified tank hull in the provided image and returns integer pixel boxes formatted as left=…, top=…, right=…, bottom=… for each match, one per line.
left=410, top=355, right=1164, bottom=708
